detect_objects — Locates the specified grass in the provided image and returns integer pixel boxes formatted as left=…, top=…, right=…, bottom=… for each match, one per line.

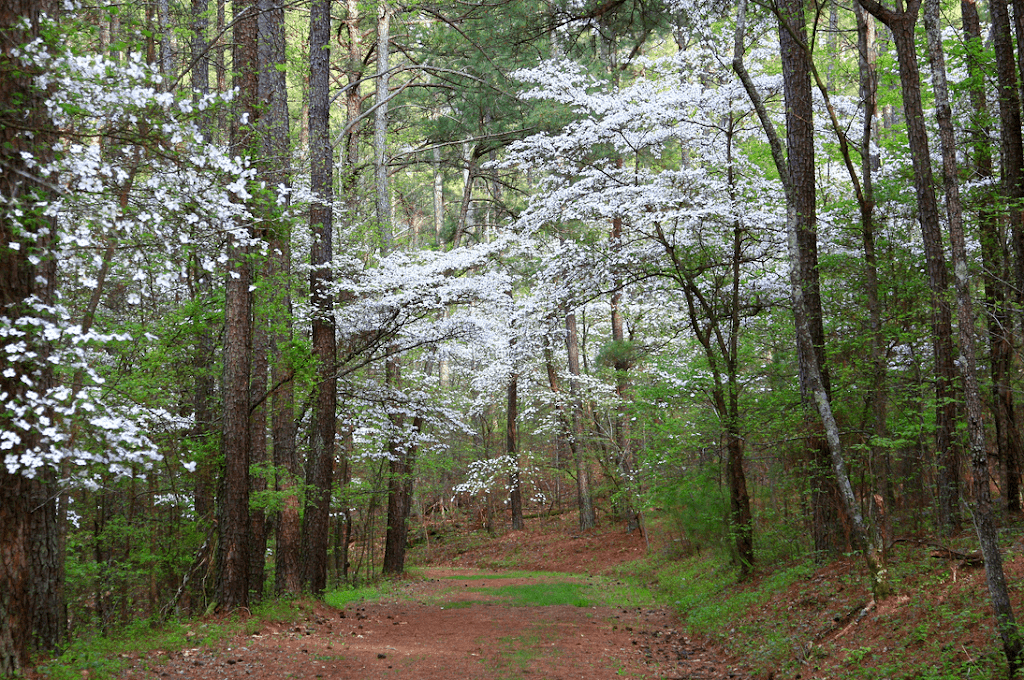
left=323, top=581, right=398, bottom=609
left=483, top=623, right=562, bottom=680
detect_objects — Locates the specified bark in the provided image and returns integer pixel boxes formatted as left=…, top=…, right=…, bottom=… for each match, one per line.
left=382, top=354, right=423, bottom=575
left=566, top=312, right=596, bottom=530
left=256, top=0, right=300, bottom=596
left=216, top=0, right=259, bottom=611
left=301, top=0, right=336, bottom=597
left=508, top=371, right=524, bottom=530
left=374, top=0, right=393, bottom=250
left=1, top=0, right=63, bottom=660
left=925, top=2, right=1023, bottom=674
left=735, top=0, right=888, bottom=599
left=248, top=313, right=269, bottom=604
left=858, top=0, right=960, bottom=534
left=988, top=0, right=1024, bottom=512
left=855, top=3, right=892, bottom=538
left=777, top=0, right=845, bottom=555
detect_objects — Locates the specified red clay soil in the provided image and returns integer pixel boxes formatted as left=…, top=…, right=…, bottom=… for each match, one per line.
left=112, top=515, right=747, bottom=680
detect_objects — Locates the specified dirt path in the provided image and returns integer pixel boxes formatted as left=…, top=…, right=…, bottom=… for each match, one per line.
left=117, top=569, right=746, bottom=680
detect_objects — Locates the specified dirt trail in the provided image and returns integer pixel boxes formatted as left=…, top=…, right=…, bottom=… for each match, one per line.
left=116, top=569, right=745, bottom=680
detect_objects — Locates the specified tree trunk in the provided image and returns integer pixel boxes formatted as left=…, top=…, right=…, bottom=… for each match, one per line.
left=925, top=2, right=1022, bottom=674
left=248, top=312, right=268, bottom=605
left=777, top=0, right=845, bottom=555
left=383, top=354, right=422, bottom=575
left=508, top=371, right=524, bottom=530
left=301, top=0, right=336, bottom=596
left=735, top=0, right=888, bottom=599
left=254, top=0, right=300, bottom=597
left=216, top=0, right=259, bottom=612
left=566, top=312, right=595, bottom=530
left=374, top=0, right=393, bottom=251
left=0, top=0, right=63, bottom=667
left=855, top=3, right=892, bottom=541
left=987, top=0, right=1024, bottom=513
left=858, top=0, right=960, bottom=534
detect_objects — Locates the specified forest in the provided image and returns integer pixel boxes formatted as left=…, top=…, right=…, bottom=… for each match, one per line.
left=4, top=0, right=1024, bottom=675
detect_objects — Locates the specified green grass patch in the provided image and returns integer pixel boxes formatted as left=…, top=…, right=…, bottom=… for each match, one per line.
left=480, top=581, right=594, bottom=607
left=324, top=581, right=396, bottom=609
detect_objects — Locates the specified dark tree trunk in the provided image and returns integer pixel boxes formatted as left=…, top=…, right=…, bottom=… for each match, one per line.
left=382, top=355, right=422, bottom=576
left=301, top=0, right=336, bottom=597
left=248, top=315, right=268, bottom=604
left=508, top=371, right=524, bottom=530
left=777, top=0, right=844, bottom=555
left=858, top=0, right=960, bottom=534
left=216, top=0, right=259, bottom=611
left=1, top=475, right=34, bottom=676
left=254, top=0, right=299, bottom=596
left=0, top=0, right=62, bottom=667
left=735, top=0, right=889, bottom=599
left=987, top=0, right=1024, bottom=513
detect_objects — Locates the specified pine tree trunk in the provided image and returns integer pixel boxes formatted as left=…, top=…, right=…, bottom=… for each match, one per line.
left=255, top=0, right=300, bottom=597
left=301, top=0, right=336, bottom=597
left=216, top=0, right=259, bottom=611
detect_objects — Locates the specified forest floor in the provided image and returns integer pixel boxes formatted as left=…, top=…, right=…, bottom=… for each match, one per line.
left=110, top=512, right=747, bottom=680
left=75, top=509, right=1024, bottom=680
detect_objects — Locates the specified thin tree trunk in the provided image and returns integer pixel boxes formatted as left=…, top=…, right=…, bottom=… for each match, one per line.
left=190, top=0, right=216, bottom=555
left=858, top=0, right=960, bottom=534
left=508, top=370, right=524, bottom=530
left=856, top=3, right=892, bottom=541
left=925, top=2, right=1022, bottom=674
left=374, top=0, right=392, bottom=251
left=382, top=354, right=423, bottom=575
left=566, top=312, right=595, bottom=530
left=988, top=0, right=1024, bottom=513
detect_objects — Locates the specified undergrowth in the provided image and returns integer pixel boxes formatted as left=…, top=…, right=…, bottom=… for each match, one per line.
left=613, top=533, right=1024, bottom=680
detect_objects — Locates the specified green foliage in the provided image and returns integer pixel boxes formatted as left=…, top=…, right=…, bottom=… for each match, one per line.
left=596, top=339, right=640, bottom=371
left=324, top=582, right=398, bottom=609
left=649, top=467, right=730, bottom=558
